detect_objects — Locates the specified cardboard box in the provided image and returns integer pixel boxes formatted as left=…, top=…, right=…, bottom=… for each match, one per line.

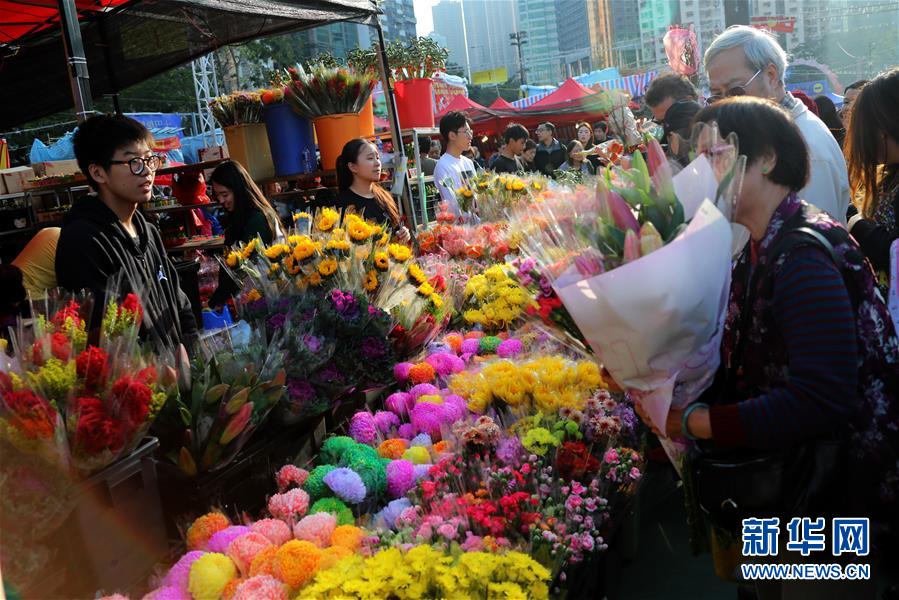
left=33, top=159, right=81, bottom=177
left=1, top=166, right=35, bottom=194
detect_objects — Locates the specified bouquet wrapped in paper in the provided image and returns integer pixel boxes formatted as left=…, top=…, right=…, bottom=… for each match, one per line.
left=510, top=137, right=744, bottom=468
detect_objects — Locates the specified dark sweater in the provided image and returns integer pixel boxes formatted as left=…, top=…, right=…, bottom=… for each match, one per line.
left=335, top=188, right=391, bottom=225
left=56, top=195, right=198, bottom=352
left=849, top=174, right=898, bottom=273
left=534, top=139, right=566, bottom=176
left=226, top=209, right=275, bottom=246
left=492, top=154, right=524, bottom=174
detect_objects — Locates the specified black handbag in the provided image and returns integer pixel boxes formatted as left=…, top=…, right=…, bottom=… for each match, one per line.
left=691, top=226, right=850, bottom=531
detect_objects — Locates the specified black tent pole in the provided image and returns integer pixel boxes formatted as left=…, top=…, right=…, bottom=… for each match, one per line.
left=373, top=18, right=413, bottom=221
left=99, top=18, right=122, bottom=114
left=57, top=0, right=93, bottom=122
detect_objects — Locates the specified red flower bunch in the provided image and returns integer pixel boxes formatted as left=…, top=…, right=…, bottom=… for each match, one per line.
left=119, top=293, right=143, bottom=324
left=76, top=346, right=110, bottom=391
left=31, top=332, right=72, bottom=366
left=110, top=375, right=153, bottom=435
left=73, top=397, right=124, bottom=455
left=464, top=494, right=507, bottom=537
left=3, top=389, right=57, bottom=439
left=498, top=491, right=541, bottom=533
left=529, top=294, right=564, bottom=323
left=51, top=300, right=83, bottom=329
left=556, top=441, right=601, bottom=481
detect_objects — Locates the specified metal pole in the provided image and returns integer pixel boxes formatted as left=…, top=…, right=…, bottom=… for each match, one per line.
left=57, top=0, right=93, bottom=122
left=373, top=19, right=413, bottom=224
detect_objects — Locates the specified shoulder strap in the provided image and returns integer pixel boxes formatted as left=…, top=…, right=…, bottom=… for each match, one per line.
left=768, top=226, right=842, bottom=272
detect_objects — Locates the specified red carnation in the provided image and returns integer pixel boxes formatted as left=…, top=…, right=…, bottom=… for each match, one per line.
left=73, top=397, right=124, bottom=455
left=31, top=332, right=72, bottom=366
left=111, top=375, right=153, bottom=434
left=119, top=293, right=143, bottom=324
left=4, top=389, right=57, bottom=439
left=556, top=441, right=600, bottom=481
left=51, top=300, right=83, bottom=328
left=76, top=346, right=110, bottom=391
left=135, top=366, right=158, bottom=386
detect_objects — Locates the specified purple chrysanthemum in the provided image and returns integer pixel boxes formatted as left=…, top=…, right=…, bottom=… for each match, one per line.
left=496, top=338, right=524, bottom=358
left=348, top=412, right=378, bottom=444
left=393, top=362, right=414, bottom=382
left=385, top=391, right=414, bottom=417
left=386, top=460, right=416, bottom=499
left=461, top=339, right=480, bottom=355
left=441, top=394, right=467, bottom=422
left=323, top=467, right=367, bottom=504
left=409, top=383, right=440, bottom=399
left=373, top=410, right=400, bottom=434
left=397, top=423, right=415, bottom=440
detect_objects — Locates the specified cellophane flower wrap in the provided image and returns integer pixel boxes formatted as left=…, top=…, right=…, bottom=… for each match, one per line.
left=509, top=136, right=744, bottom=470
left=157, top=321, right=287, bottom=476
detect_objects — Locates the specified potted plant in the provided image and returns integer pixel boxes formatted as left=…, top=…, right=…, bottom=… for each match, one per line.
left=210, top=91, right=274, bottom=179
left=260, top=74, right=316, bottom=176
left=285, top=61, right=376, bottom=170
left=387, top=37, right=449, bottom=128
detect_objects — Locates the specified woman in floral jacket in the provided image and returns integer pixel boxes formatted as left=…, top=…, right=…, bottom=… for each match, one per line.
left=642, top=98, right=898, bottom=588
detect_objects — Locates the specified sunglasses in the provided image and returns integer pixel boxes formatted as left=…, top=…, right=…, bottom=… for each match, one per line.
left=707, top=69, right=762, bottom=104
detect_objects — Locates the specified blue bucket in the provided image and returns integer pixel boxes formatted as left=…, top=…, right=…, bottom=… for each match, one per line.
left=263, top=103, right=316, bottom=176
left=201, top=308, right=233, bottom=331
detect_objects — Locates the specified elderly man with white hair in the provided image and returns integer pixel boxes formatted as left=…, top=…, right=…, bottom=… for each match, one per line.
left=705, top=25, right=850, bottom=225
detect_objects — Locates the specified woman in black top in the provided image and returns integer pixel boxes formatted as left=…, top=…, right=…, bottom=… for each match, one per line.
left=210, top=160, right=283, bottom=246
left=336, top=139, right=410, bottom=241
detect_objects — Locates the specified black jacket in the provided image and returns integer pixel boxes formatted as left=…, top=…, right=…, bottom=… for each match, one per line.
left=534, top=140, right=566, bottom=176
left=56, top=195, right=198, bottom=352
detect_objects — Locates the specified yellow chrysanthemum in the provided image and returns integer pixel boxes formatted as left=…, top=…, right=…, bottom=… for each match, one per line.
left=318, top=258, right=338, bottom=277
left=388, top=243, right=412, bottom=262
left=316, top=208, right=339, bottom=232
left=364, top=270, right=379, bottom=292
left=188, top=553, right=236, bottom=600
left=373, top=251, right=390, bottom=271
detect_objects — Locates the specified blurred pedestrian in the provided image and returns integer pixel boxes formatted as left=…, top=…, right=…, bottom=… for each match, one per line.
left=814, top=95, right=845, bottom=148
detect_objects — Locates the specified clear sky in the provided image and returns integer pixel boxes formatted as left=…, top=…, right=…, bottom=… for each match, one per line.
left=413, top=0, right=439, bottom=36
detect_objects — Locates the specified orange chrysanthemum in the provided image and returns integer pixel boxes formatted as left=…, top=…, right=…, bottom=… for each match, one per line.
left=318, top=545, right=353, bottom=571
left=273, top=540, right=321, bottom=589
left=408, top=362, right=436, bottom=385
left=249, top=545, right=279, bottom=578
left=377, top=438, right=408, bottom=460
left=443, top=333, right=463, bottom=354
left=222, top=577, right=245, bottom=600
left=329, top=525, right=364, bottom=551
left=186, top=512, right=230, bottom=551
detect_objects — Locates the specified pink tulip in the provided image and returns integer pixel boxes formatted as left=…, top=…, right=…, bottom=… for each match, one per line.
left=220, top=402, right=253, bottom=445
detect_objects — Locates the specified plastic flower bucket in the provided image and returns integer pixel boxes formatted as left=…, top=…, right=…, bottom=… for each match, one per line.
left=313, top=112, right=361, bottom=170
left=263, top=103, right=317, bottom=176
left=394, top=78, right=435, bottom=128
left=223, top=123, right=275, bottom=180
left=358, top=96, right=375, bottom=137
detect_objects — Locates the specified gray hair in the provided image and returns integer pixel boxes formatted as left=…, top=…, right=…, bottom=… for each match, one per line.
left=704, top=25, right=788, bottom=85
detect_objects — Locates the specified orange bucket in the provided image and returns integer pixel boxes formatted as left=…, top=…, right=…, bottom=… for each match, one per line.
left=313, top=112, right=361, bottom=170
left=358, top=97, right=375, bottom=137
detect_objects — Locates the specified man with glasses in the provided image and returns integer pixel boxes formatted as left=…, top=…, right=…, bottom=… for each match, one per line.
left=58, top=114, right=197, bottom=352
left=434, top=111, right=478, bottom=218
left=644, top=73, right=701, bottom=149
left=534, top=122, right=566, bottom=176
left=705, top=25, right=850, bottom=224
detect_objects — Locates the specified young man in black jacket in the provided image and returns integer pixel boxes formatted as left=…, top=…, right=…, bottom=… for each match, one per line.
left=534, top=122, right=566, bottom=176
left=492, top=123, right=528, bottom=174
left=58, top=114, right=198, bottom=353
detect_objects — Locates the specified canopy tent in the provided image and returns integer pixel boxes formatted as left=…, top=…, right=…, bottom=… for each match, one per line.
left=523, top=78, right=597, bottom=111
left=488, top=97, right=516, bottom=111
left=0, top=0, right=381, bottom=129
left=436, top=94, right=489, bottom=118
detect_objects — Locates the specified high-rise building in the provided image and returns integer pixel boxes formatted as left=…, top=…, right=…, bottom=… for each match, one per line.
left=296, top=22, right=368, bottom=61
left=638, top=0, right=679, bottom=68
left=432, top=0, right=518, bottom=81
left=515, top=0, right=563, bottom=84
left=432, top=0, right=468, bottom=75
left=610, top=0, right=642, bottom=71
left=586, top=0, right=616, bottom=71
left=381, top=0, right=418, bottom=42
left=554, top=0, right=616, bottom=77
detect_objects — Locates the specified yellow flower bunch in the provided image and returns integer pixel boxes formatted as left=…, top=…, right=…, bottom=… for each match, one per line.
left=318, top=258, right=338, bottom=277
left=316, top=207, right=339, bottom=232
left=388, top=243, right=412, bottom=262
left=407, top=263, right=427, bottom=285
left=450, top=355, right=606, bottom=414
left=325, top=237, right=350, bottom=253
left=291, top=236, right=318, bottom=262
left=241, top=238, right=259, bottom=259
left=345, top=214, right=374, bottom=242
left=264, top=243, right=290, bottom=260
left=364, top=270, right=379, bottom=292
left=225, top=250, right=241, bottom=268
left=462, top=265, right=535, bottom=332
left=373, top=251, right=390, bottom=271
left=298, top=546, right=549, bottom=600
left=246, top=288, right=262, bottom=303
left=293, top=211, right=311, bottom=222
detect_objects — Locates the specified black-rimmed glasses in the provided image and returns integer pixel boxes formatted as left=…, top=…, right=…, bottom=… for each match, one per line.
left=108, top=155, right=162, bottom=175
left=707, top=69, right=762, bottom=104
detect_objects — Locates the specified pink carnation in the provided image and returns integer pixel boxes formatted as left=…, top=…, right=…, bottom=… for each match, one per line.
left=142, top=587, right=190, bottom=600
left=268, top=488, right=310, bottom=523
left=227, top=531, right=273, bottom=575
left=348, top=412, right=378, bottom=444
left=161, top=550, right=205, bottom=591
left=461, top=339, right=480, bottom=355
left=293, top=512, right=337, bottom=547
left=410, top=401, right=447, bottom=439
left=275, top=464, right=309, bottom=492
left=385, top=392, right=414, bottom=418
left=232, top=575, right=288, bottom=600
left=409, top=383, right=440, bottom=399
left=393, top=362, right=413, bottom=382
left=386, top=459, right=416, bottom=499
left=206, top=525, right=249, bottom=553
left=425, top=353, right=466, bottom=377
left=250, top=519, right=293, bottom=546
left=373, top=410, right=401, bottom=434
left=496, top=339, right=524, bottom=358
left=397, top=423, right=415, bottom=440
left=436, top=523, right=459, bottom=540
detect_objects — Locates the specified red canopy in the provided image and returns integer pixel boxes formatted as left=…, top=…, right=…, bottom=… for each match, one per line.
left=436, top=94, right=490, bottom=118
left=0, top=0, right=131, bottom=45
left=488, top=97, right=516, bottom=110
left=524, top=78, right=598, bottom=111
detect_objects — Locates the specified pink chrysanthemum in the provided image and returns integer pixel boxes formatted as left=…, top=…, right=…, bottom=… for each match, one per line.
left=275, top=465, right=309, bottom=492
left=397, top=423, right=415, bottom=440
left=231, top=575, right=288, bottom=600
left=227, top=532, right=273, bottom=576
left=373, top=410, right=400, bottom=434
left=441, top=394, right=467, bottom=422
left=292, top=512, right=337, bottom=548
left=386, top=459, right=416, bottom=499
left=425, top=352, right=466, bottom=377
left=161, top=551, right=205, bottom=592
left=348, top=412, right=378, bottom=444
left=250, top=519, right=293, bottom=546
left=141, top=587, right=190, bottom=600
left=410, top=401, right=447, bottom=439
left=385, top=392, right=414, bottom=418
left=206, top=525, right=250, bottom=553
left=409, top=383, right=440, bottom=399
left=496, top=338, right=524, bottom=358
left=267, top=488, right=310, bottom=523
left=461, top=338, right=480, bottom=355
left=393, top=362, right=413, bottom=382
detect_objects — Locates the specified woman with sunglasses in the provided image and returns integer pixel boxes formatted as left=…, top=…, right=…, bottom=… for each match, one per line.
left=636, top=97, right=897, bottom=597
left=704, top=24, right=850, bottom=225
left=845, top=68, right=899, bottom=297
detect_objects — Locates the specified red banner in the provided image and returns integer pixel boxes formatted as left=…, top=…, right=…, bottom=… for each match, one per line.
left=751, top=15, right=796, bottom=33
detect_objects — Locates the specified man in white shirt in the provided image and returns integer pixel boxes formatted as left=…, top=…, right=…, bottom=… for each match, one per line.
left=705, top=25, right=850, bottom=225
left=433, top=111, right=477, bottom=218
